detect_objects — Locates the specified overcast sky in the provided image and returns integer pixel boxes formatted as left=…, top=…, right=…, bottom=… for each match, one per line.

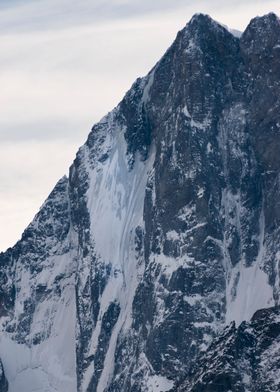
left=1, top=0, right=279, bottom=251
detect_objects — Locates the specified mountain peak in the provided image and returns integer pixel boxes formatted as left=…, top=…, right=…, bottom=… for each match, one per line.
left=177, top=13, right=238, bottom=55
left=241, top=12, right=280, bottom=54
left=187, top=13, right=229, bottom=36
left=189, top=12, right=213, bottom=24
left=245, top=12, right=280, bottom=34
left=251, top=11, right=279, bottom=24
left=1, top=12, right=280, bottom=392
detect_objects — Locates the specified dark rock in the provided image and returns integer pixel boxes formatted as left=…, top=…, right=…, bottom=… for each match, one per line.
left=0, top=12, right=280, bottom=392
left=176, top=306, right=280, bottom=392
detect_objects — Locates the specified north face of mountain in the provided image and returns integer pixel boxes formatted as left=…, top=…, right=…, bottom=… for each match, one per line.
left=0, top=12, right=280, bottom=392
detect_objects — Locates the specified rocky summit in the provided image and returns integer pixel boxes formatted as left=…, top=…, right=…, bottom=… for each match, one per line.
left=0, top=12, right=280, bottom=392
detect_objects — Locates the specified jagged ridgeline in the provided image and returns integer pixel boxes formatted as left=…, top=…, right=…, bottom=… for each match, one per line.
left=0, top=12, right=280, bottom=392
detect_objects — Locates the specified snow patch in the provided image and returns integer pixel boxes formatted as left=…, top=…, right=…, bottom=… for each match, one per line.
left=0, top=284, right=77, bottom=392
left=184, top=294, right=203, bottom=306
left=166, top=230, right=180, bottom=241
left=178, top=204, right=195, bottom=221
left=197, top=187, right=204, bottom=198
left=226, top=263, right=274, bottom=325
left=182, top=105, right=191, bottom=118
left=85, top=115, right=155, bottom=391
left=142, top=70, right=155, bottom=104
left=154, top=253, right=193, bottom=278
left=182, top=104, right=211, bottom=130
left=185, top=38, right=195, bottom=54
left=226, top=209, right=274, bottom=325
left=147, top=375, right=174, bottom=392
left=207, top=142, right=212, bottom=153
left=221, top=23, right=242, bottom=38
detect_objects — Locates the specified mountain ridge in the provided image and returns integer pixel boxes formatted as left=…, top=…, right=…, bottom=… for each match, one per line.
left=0, top=12, right=280, bottom=392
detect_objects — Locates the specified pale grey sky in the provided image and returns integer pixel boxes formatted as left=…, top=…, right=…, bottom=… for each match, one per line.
left=1, top=0, right=279, bottom=251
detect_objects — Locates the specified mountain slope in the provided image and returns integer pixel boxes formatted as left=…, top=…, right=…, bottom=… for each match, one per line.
left=0, top=12, right=280, bottom=392
left=176, top=306, right=280, bottom=392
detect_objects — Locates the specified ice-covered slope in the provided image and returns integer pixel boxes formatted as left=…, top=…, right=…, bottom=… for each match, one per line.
left=0, top=177, right=77, bottom=392
left=0, top=12, right=280, bottom=392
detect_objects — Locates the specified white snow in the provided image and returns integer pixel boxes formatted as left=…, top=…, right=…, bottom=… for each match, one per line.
left=84, top=114, right=155, bottom=392
left=185, top=222, right=206, bottom=234
left=182, top=105, right=211, bottom=130
left=153, top=252, right=193, bottom=279
left=166, top=230, right=180, bottom=241
left=184, top=38, right=196, bottom=54
left=178, top=204, right=195, bottom=221
left=226, top=209, right=274, bottom=325
left=216, top=118, right=275, bottom=327
left=183, top=294, right=203, bottom=306
left=221, top=23, right=242, bottom=38
left=142, top=70, right=155, bottom=104
left=229, top=28, right=242, bottom=38
left=226, top=262, right=274, bottom=325
left=86, top=124, right=153, bottom=272
left=275, top=251, right=280, bottom=295
left=190, top=117, right=211, bottom=130
left=147, top=375, right=174, bottom=392
left=206, top=142, right=212, bottom=153
left=182, top=105, right=191, bottom=118
left=0, top=282, right=77, bottom=392
left=197, top=187, right=204, bottom=198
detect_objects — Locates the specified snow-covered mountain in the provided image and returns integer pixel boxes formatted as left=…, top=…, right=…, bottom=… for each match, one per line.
left=0, top=12, right=280, bottom=392
left=176, top=306, right=280, bottom=392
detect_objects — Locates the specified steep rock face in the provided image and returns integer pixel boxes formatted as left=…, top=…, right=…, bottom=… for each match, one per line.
left=0, top=12, right=280, bottom=392
left=0, top=359, right=8, bottom=392
left=0, top=177, right=77, bottom=391
left=176, top=306, right=280, bottom=392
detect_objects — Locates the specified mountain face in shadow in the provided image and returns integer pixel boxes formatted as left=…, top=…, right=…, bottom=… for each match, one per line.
left=0, top=12, right=280, bottom=392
